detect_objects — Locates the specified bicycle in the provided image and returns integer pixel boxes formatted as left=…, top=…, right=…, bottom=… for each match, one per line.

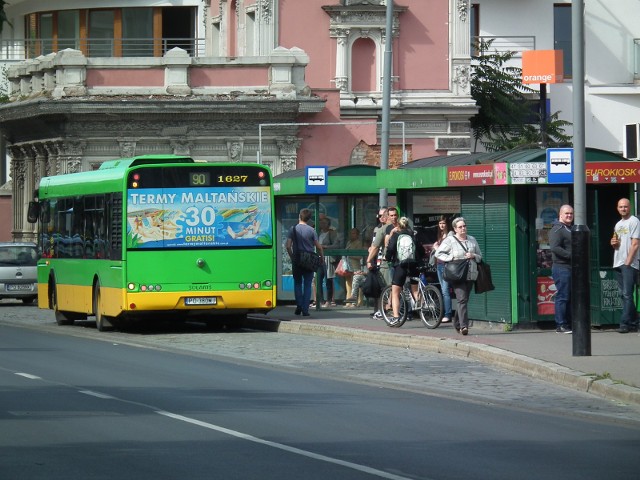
left=380, top=264, right=444, bottom=328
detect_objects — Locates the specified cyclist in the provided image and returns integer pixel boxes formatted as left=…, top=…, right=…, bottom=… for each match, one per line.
left=385, top=217, right=425, bottom=323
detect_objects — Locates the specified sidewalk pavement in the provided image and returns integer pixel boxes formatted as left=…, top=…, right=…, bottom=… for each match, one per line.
left=246, top=305, right=640, bottom=406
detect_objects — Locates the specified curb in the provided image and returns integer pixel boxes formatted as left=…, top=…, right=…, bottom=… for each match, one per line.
left=244, top=316, right=640, bottom=407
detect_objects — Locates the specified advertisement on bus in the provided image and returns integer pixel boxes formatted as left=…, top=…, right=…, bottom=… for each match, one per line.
left=126, top=186, right=272, bottom=248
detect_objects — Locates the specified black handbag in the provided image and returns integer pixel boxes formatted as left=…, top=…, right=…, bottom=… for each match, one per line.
left=292, top=225, right=322, bottom=272
left=362, top=269, right=385, bottom=298
left=474, top=260, right=495, bottom=294
left=443, top=259, right=470, bottom=283
left=442, top=236, right=471, bottom=283
left=295, top=250, right=322, bottom=272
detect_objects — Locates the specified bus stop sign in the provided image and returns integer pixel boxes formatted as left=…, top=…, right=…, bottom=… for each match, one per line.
left=546, top=148, right=574, bottom=184
left=305, top=166, right=328, bottom=194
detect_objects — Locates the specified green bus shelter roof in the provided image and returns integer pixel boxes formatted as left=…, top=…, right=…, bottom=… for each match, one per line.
left=273, top=165, right=385, bottom=196
left=378, top=147, right=628, bottom=189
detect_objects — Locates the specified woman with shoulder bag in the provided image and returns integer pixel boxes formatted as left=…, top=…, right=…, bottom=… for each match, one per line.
left=432, top=215, right=453, bottom=323
left=434, top=217, right=482, bottom=335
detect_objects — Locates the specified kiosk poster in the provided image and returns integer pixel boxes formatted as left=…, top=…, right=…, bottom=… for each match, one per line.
left=126, top=187, right=272, bottom=248
left=535, top=187, right=567, bottom=269
left=537, top=276, right=556, bottom=315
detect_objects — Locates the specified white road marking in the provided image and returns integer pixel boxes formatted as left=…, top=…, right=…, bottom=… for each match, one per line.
left=15, top=372, right=41, bottom=380
left=156, top=410, right=421, bottom=480
left=78, top=390, right=116, bottom=399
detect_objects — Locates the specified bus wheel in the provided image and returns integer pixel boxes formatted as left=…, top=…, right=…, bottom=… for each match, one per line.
left=51, top=281, right=75, bottom=326
left=93, top=282, right=115, bottom=332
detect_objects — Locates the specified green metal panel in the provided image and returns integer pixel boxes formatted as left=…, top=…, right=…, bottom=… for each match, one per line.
left=462, top=186, right=511, bottom=323
left=273, top=165, right=381, bottom=196
left=512, top=186, right=533, bottom=324
left=377, top=166, right=448, bottom=190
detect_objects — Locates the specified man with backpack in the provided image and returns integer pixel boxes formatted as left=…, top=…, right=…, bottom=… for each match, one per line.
left=384, top=216, right=424, bottom=324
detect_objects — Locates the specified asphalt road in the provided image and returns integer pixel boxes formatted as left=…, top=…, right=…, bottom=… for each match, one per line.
left=1, top=304, right=640, bottom=479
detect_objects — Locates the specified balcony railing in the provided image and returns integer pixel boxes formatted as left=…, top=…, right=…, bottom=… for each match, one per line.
left=0, top=37, right=206, bottom=61
left=635, top=38, right=640, bottom=79
left=473, top=36, right=536, bottom=57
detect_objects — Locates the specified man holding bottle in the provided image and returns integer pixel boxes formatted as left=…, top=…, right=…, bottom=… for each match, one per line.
left=611, top=198, right=640, bottom=333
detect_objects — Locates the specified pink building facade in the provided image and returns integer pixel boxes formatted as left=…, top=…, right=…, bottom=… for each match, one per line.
left=0, top=0, right=476, bottom=241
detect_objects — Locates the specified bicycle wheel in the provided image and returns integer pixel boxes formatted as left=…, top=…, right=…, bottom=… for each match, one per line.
left=419, top=284, right=443, bottom=329
left=380, top=285, right=407, bottom=327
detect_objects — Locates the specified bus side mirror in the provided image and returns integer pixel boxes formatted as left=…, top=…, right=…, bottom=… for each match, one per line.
left=27, top=202, right=40, bottom=224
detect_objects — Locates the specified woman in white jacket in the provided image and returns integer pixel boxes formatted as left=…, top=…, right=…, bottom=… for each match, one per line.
left=434, top=217, right=482, bottom=335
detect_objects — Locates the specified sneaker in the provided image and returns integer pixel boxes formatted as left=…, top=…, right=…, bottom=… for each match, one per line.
left=618, top=327, right=630, bottom=334
left=373, top=311, right=383, bottom=320
left=294, top=307, right=302, bottom=315
left=389, top=316, right=401, bottom=326
left=556, top=326, right=572, bottom=333
left=461, top=327, right=468, bottom=336
left=441, top=316, right=450, bottom=323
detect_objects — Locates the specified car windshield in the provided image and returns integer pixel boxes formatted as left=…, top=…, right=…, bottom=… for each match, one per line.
left=0, top=246, right=38, bottom=267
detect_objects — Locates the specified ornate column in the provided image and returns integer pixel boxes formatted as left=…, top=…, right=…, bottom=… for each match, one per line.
left=256, top=0, right=276, bottom=56
left=170, top=139, right=193, bottom=156
left=276, top=136, right=302, bottom=174
left=452, top=0, right=471, bottom=96
left=44, top=142, right=61, bottom=176
left=9, top=146, right=26, bottom=241
left=58, top=140, right=85, bottom=174
left=333, top=29, right=350, bottom=94
left=118, top=139, right=137, bottom=158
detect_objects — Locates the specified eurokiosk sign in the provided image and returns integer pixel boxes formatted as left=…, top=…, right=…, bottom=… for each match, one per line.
left=443, top=162, right=640, bottom=186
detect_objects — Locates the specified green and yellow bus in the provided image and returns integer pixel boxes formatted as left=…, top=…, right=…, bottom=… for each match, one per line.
left=28, top=155, right=275, bottom=330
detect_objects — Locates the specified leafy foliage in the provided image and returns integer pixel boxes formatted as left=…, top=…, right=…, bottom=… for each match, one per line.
left=0, top=1, right=12, bottom=35
left=470, top=39, right=572, bottom=152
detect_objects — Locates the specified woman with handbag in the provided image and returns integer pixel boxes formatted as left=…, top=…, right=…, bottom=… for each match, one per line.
left=318, top=216, right=340, bottom=307
left=431, top=215, right=453, bottom=323
left=434, top=217, right=482, bottom=335
left=343, top=227, right=365, bottom=307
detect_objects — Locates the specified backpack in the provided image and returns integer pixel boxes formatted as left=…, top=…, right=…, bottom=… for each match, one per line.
left=396, top=233, right=415, bottom=263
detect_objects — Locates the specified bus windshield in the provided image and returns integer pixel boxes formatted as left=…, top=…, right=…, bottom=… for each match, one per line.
left=126, top=165, right=272, bottom=249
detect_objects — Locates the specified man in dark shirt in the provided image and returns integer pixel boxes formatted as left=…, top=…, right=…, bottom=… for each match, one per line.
left=286, top=208, right=324, bottom=316
left=549, top=204, right=573, bottom=333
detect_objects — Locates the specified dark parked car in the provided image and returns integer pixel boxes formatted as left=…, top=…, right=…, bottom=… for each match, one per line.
left=0, top=242, right=38, bottom=304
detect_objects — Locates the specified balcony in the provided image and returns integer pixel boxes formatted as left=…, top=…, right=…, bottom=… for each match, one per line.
left=473, top=36, right=536, bottom=57
left=0, top=37, right=206, bottom=61
left=635, top=38, right=640, bottom=80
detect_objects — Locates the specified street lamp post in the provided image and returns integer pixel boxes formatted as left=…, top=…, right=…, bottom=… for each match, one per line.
left=379, top=0, right=393, bottom=208
left=571, top=0, right=591, bottom=356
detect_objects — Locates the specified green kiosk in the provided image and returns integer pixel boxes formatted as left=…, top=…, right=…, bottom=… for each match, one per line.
left=273, top=165, right=395, bottom=303
left=379, top=147, right=634, bottom=329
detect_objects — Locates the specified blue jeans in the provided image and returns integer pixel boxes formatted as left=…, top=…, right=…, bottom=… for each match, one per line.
left=317, top=264, right=334, bottom=303
left=292, top=264, right=315, bottom=314
left=436, top=262, right=453, bottom=318
left=615, top=265, right=639, bottom=329
left=551, top=264, right=571, bottom=328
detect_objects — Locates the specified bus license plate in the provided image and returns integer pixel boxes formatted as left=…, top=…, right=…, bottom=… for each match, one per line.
left=185, top=297, right=217, bottom=305
left=7, top=284, right=32, bottom=291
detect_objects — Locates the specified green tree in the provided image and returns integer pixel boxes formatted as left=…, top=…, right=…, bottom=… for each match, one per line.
left=0, top=1, right=11, bottom=35
left=470, top=39, right=571, bottom=152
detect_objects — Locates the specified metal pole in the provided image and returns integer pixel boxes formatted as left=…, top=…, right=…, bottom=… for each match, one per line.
left=379, top=0, right=393, bottom=208
left=571, top=0, right=591, bottom=356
